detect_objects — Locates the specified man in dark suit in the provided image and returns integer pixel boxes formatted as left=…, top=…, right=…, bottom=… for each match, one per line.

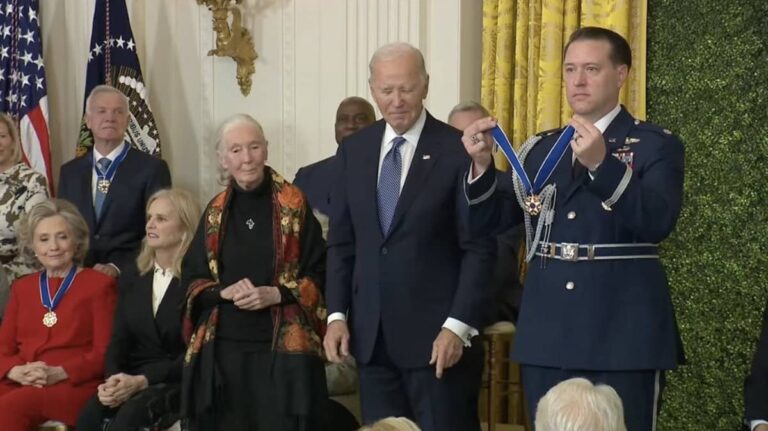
left=745, top=299, right=768, bottom=431
left=293, top=96, right=375, bottom=217
left=323, top=42, right=495, bottom=431
left=58, top=85, right=171, bottom=277
left=462, top=27, right=685, bottom=431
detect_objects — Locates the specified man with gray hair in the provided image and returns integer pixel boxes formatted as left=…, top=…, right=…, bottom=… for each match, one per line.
left=59, top=85, right=171, bottom=277
left=535, top=377, right=628, bottom=431
left=447, top=101, right=490, bottom=131
left=324, top=42, right=495, bottom=431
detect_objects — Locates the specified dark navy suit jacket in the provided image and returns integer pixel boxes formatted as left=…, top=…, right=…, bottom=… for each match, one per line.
left=466, top=107, right=686, bottom=371
left=293, top=155, right=337, bottom=216
left=326, top=112, right=495, bottom=368
left=58, top=148, right=171, bottom=272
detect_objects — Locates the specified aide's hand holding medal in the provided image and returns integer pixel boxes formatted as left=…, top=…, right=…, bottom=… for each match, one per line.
left=569, top=115, right=607, bottom=172
left=461, top=117, right=499, bottom=180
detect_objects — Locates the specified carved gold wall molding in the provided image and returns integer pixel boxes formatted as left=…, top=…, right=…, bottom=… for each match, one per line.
left=197, top=0, right=258, bottom=96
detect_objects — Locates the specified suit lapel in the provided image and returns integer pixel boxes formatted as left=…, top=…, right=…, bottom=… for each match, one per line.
left=99, top=148, right=135, bottom=221
left=386, top=115, right=440, bottom=237
left=77, top=154, right=97, bottom=232
left=154, top=277, right=182, bottom=339
left=357, top=122, right=386, bottom=242
left=135, top=272, right=163, bottom=345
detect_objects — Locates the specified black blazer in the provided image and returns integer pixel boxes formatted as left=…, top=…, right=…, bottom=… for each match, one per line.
left=746, top=299, right=768, bottom=423
left=325, top=112, right=495, bottom=368
left=293, top=155, right=337, bottom=216
left=104, top=270, right=186, bottom=385
left=58, top=147, right=171, bottom=271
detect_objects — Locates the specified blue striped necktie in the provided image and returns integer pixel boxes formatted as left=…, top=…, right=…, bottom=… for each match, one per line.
left=94, top=157, right=111, bottom=220
left=377, top=136, right=406, bottom=235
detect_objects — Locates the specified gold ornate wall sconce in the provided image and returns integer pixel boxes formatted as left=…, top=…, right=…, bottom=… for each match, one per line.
left=197, top=0, right=258, bottom=96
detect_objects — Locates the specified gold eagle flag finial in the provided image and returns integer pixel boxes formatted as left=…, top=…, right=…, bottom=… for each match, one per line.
left=197, top=0, right=258, bottom=96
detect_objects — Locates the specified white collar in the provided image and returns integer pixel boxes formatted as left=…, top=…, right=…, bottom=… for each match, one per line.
left=593, top=104, right=622, bottom=134
left=93, top=141, right=127, bottom=161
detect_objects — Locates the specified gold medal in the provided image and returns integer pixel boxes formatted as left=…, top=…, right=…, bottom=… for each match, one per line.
left=43, top=311, right=58, bottom=327
left=97, top=179, right=111, bottom=193
left=524, top=194, right=543, bottom=215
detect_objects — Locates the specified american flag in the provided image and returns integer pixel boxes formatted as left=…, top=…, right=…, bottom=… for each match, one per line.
left=77, top=0, right=161, bottom=157
left=0, top=0, right=53, bottom=192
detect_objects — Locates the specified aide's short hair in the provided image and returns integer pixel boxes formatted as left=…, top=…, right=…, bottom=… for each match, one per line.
left=565, top=26, right=632, bottom=68
left=447, top=101, right=490, bottom=126
left=18, top=199, right=90, bottom=266
left=0, top=112, right=22, bottom=164
left=535, top=377, right=627, bottom=431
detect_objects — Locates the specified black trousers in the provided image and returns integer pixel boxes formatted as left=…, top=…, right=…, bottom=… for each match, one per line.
left=522, top=365, right=665, bottom=431
left=358, top=331, right=484, bottom=431
left=76, top=383, right=179, bottom=431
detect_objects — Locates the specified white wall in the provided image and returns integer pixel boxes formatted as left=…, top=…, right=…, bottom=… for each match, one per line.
left=40, top=0, right=482, bottom=202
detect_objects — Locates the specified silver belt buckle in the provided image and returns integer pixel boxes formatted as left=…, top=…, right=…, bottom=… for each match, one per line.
left=560, top=243, right=579, bottom=261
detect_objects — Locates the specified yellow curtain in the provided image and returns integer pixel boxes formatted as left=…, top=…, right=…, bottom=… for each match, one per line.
left=481, top=0, right=647, bottom=168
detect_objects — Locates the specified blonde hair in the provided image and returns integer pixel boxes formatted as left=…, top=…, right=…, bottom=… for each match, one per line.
left=535, top=377, right=627, bottom=431
left=18, top=199, right=90, bottom=265
left=136, top=188, right=201, bottom=276
left=358, top=417, right=422, bottom=431
left=0, top=112, right=22, bottom=165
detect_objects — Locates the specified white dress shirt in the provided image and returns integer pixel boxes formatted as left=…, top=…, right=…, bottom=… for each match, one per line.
left=91, top=141, right=127, bottom=202
left=152, top=263, right=174, bottom=316
left=329, top=109, right=478, bottom=347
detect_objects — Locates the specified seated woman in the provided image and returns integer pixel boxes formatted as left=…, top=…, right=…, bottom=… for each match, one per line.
left=181, top=114, right=328, bottom=430
left=0, top=198, right=117, bottom=430
left=0, top=113, right=49, bottom=317
left=77, top=188, right=200, bottom=431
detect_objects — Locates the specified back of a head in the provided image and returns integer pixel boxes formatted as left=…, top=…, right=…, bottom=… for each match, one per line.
left=535, top=378, right=627, bottom=431
left=358, top=417, right=422, bottom=431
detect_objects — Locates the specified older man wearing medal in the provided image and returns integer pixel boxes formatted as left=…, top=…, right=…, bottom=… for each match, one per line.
left=462, top=27, right=685, bottom=431
left=0, top=199, right=117, bottom=429
left=58, top=85, right=171, bottom=278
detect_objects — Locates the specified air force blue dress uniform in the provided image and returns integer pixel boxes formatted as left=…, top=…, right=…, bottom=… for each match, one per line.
left=465, top=106, right=685, bottom=431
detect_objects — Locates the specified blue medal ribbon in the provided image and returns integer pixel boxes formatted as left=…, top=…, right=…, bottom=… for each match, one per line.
left=490, top=124, right=575, bottom=214
left=39, top=266, right=78, bottom=312
left=94, top=143, right=131, bottom=186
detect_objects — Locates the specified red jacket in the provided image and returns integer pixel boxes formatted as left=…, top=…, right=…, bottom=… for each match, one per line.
left=0, top=268, right=117, bottom=386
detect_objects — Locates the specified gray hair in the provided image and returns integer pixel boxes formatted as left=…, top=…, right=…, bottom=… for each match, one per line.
left=535, top=378, right=627, bottom=431
left=214, top=113, right=267, bottom=184
left=18, top=199, right=90, bottom=266
left=368, top=42, right=428, bottom=84
left=447, top=101, right=490, bottom=126
left=85, top=85, right=129, bottom=115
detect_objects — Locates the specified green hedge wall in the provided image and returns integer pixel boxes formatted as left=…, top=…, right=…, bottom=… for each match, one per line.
left=648, top=0, right=768, bottom=429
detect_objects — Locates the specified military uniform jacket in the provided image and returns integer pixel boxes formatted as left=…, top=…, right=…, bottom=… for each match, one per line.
left=466, top=107, right=685, bottom=371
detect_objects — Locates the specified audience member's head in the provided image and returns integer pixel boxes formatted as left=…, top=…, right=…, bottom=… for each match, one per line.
left=358, top=416, right=422, bottom=431
left=368, top=42, right=429, bottom=135
left=85, top=85, right=130, bottom=149
left=19, top=199, right=90, bottom=270
left=136, top=188, right=201, bottom=276
left=215, top=113, right=268, bottom=189
left=447, top=101, right=490, bottom=131
left=535, top=377, right=627, bottom=431
left=0, top=112, right=22, bottom=169
left=335, top=96, right=376, bottom=144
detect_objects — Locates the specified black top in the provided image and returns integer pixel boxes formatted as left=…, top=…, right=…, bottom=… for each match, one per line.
left=183, top=173, right=326, bottom=342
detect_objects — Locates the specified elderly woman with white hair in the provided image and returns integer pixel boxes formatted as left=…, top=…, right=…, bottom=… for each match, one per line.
left=0, top=113, right=49, bottom=317
left=535, top=377, right=628, bottom=431
left=181, top=114, right=328, bottom=430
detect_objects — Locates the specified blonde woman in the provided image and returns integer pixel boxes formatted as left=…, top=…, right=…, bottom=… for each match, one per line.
left=0, top=113, right=48, bottom=316
left=78, top=188, right=200, bottom=431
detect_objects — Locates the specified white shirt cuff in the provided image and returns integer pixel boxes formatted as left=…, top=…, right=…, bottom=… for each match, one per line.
left=328, top=312, right=347, bottom=324
left=751, top=420, right=768, bottom=431
left=108, top=263, right=121, bottom=275
left=442, top=317, right=478, bottom=347
left=467, top=162, right=485, bottom=184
